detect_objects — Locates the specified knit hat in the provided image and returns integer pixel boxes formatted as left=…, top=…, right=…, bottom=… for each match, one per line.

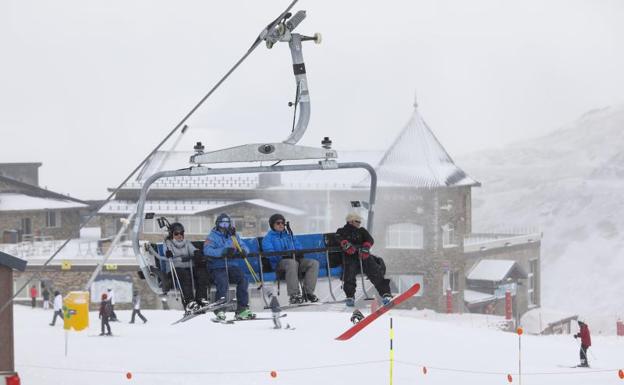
left=269, top=213, right=286, bottom=230
left=345, top=212, right=363, bottom=223
left=102, top=293, right=108, bottom=300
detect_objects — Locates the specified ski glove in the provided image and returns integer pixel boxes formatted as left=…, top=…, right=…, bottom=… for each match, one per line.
left=221, top=247, right=236, bottom=257
left=228, top=227, right=237, bottom=236
left=340, top=240, right=357, bottom=255
left=359, top=242, right=372, bottom=259
left=165, top=250, right=173, bottom=258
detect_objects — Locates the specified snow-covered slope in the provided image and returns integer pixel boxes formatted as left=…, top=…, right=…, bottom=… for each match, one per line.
left=13, top=306, right=624, bottom=385
left=458, top=105, right=624, bottom=316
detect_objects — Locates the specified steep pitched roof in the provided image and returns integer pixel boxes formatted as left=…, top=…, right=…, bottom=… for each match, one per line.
left=370, top=102, right=480, bottom=188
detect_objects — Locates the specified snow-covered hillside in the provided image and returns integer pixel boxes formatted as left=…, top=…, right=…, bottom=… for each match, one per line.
left=13, top=306, right=624, bottom=385
left=458, top=105, right=624, bottom=317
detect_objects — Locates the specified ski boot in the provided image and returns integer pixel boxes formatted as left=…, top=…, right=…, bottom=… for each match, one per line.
left=382, top=293, right=393, bottom=306
left=350, top=309, right=364, bottom=324
left=345, top=297, right=355, bottom=307
left=214, top=310, right=226, bottom=321
left=305, top=293, right=319, bottom=303
left=235, top=308, right=256, bottom=320
left=289, top=294, right=304, bottom=305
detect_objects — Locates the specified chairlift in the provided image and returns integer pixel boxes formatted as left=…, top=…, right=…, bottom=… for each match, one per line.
left=131, top=7, right=378, bottom=301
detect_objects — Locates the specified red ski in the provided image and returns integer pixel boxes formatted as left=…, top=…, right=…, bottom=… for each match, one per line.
left=335, top=283, right=421, bottom=341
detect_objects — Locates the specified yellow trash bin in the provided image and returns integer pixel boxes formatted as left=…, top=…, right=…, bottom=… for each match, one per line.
left=63, top=291, right=89, bottom=331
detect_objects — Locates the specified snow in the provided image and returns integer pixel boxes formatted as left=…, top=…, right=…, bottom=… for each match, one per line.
left=0, top=193, right=87, bottom=211
left=12, top=305, right=624, bottom=385
left=466, top=259, right=518, bottom=282
left=521, top=308, right=577, bottom=335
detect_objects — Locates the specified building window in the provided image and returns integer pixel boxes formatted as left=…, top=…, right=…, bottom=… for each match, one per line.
left=46, top=211, right=61, bottom=228
left=528, top=258, right=538, bottom=306
left=442, top=223, right=456, bottom=247
left=386, top=223, right=423, bottom=249
left=389, top=274, right=424, bottom=296
left=13, top=278, right=41, bottom=300
left=442, top=271, right=460, bottom=293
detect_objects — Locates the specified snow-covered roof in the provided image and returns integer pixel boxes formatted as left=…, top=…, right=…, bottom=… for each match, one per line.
left=0, top=193, right=88, bottom=211
left=466, top=259, right=527, bottom=282
left=98, top=199, right=304, bottom=216
left=361, top=103, right=480, bottom=188
left=463, top=289, right=496, bottom=305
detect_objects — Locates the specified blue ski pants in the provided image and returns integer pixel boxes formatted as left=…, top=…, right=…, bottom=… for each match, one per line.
left=211, top=266, right=249, bottom=310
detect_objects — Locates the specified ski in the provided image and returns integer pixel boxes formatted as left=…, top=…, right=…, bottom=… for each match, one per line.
left=212, top=314, right=287, bottom=324
left=335, top=283, right=421, bottom=341
left=171, top=299, right=234, bottom=325
left=265, top=302, right=322, bottom=311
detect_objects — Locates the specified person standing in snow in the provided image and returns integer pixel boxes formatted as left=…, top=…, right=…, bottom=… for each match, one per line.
left=30, top=285, right=38, bottom=308
left=262, top=213, right=319, bottom=305
left=99, top=292, right=113, bottom=336
left=49, top=291, right=63, bottom=326
left=129, top=289, right=147, bottom=324
left=268, top=292, right=282, bottom=329
left=203, top=213, right=255, bottom=321
left=107, top=288, right=119, bottom=321
left=336, top=212, right=392, bottom=307
left=42, top=287, right=50, bottom=310
left=574, top=320, right=592, bottom=367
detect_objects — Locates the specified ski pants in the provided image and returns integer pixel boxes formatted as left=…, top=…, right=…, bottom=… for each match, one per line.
left=342, top=255, right=391, bottom=298
left=172, top=267, right=194, bottom=306
left=31, top=297, right=36, bottom=308
left=277, top=258, right=319, bottom=296
left=130, top=309, right=147, bottom=323
left=194, top=267, right=210, bottom=302
left=101, top=316, right=111, bottom=334
left=580, top=344, right=589, bottom=366
left=43, top=300, right=49, bottom=310
left=211, top=266, right=249, bottom=310
left=50, top=310, right=63, bottom=325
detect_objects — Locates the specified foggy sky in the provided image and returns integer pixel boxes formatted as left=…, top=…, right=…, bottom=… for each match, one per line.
left=1, top=0, right=623, bottom=199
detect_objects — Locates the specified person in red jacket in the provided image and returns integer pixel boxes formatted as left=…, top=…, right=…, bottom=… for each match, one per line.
left=574, top=320, right=591, bottom=367
left=30, top=285, right=38, bottom=308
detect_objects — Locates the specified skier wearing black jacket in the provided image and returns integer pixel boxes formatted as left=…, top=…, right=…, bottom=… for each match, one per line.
left=336, top=212, right=392, bottom=307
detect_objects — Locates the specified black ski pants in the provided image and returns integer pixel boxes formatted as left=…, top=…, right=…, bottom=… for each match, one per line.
left=342, top=255, right=391, bottom=298
left=50, top=310, right=63, bottom=326
left=130, top=309, right=147, bottom=323
left=101, top=315, right=111, bottom=334
left=193, top=268, right=210, bottom=302
left=580, top=344, right=589, bottom=366
left=173, top=267, right=194, bottom=306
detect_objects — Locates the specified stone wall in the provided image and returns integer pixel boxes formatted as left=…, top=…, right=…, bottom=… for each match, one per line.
left=13, top=266, right=163, bottom=310
left=0, top=209, right=82, bottom=241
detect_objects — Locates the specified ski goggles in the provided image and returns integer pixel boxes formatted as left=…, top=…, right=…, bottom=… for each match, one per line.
left=218, top=220, right=231, bottom=229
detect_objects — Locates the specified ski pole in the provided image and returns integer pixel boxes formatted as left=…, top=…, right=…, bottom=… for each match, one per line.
left=231, top=236, right=261, bottom=287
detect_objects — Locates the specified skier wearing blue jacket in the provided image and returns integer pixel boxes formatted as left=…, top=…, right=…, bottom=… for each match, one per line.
left=262, top=213, right=319, bottom=304
left=203, top=213, right=255, bottom=320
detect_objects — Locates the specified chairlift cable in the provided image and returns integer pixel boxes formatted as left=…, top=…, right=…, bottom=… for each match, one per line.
left=0, top=0, right=299, bottom=316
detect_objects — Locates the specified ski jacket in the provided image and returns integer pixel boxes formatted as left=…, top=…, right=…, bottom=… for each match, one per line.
left=576, top=324, right=591, bottom=347
left=30, top=287, right=37, bottom=298
left=42, top=289, right=50, bottom=300
left=99, top=300, right=112, bottom=318
left=162, top=239, right=195, bottom=269
left=261, top=229, right=302, bottom=270
left=336, top=223, right=374, bottom=259
left=203, top=228, right=249, bottom=269
left=53, top=294, right=63, bottom=311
